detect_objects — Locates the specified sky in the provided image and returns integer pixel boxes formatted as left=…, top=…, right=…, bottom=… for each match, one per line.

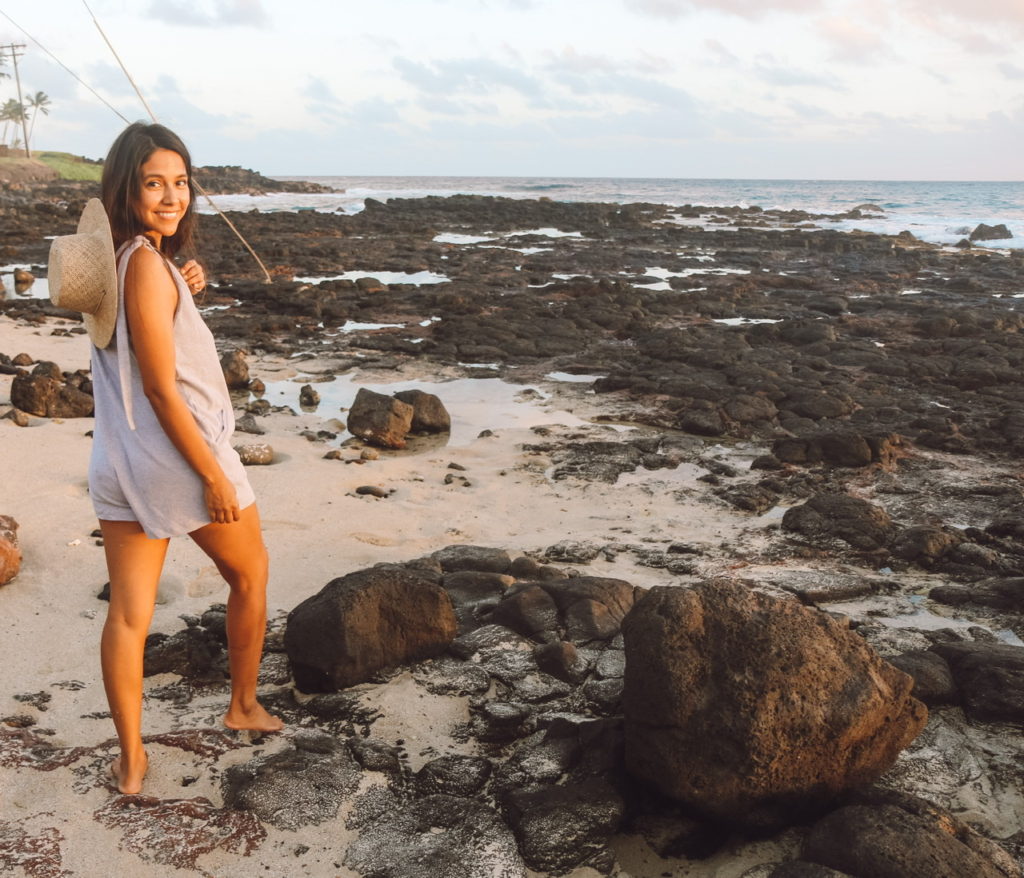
left=0, top=0, right=1022, bottom=180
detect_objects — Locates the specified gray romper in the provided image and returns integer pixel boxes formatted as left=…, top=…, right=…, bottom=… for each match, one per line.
left=88, top=236, right=254, bottom=539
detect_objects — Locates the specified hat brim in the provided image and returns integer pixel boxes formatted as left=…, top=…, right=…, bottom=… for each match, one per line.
left=77, top=199, right=118, bottom=349
left=48, top=198, right=118, bottom=349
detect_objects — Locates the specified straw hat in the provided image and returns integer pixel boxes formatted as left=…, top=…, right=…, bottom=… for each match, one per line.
left=48, top=198, right=118, bottom=348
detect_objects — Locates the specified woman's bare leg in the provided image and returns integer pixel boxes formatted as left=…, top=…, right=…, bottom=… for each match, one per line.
left=189, top=503, right=282, bottom=731
left=100, top=519, right=169, bottom=794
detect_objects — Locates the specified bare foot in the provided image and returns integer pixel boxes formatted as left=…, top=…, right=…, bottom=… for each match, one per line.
left=110, top=751, right=148, bottom=795
left=224, top=702, right=284, bottom=733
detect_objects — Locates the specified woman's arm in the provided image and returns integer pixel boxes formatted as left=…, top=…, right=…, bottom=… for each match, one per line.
left=124, top=246, right=239, bottom=524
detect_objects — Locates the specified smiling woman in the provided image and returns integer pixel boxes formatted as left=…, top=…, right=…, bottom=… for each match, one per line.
left=49, top=121, right=284, bottom=797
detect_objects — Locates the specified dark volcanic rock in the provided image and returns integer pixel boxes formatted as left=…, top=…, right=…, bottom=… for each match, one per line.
left=502, top=778, right=624, bottom=874
left=348, top=387, right=415, bottom=449
left=219, top=349, right=249, bottom=389
left=929, top=576, right=1024, bottom=612
left=929, top=641, right=1024, bottom=722
left=782, top=493, right=898, bottom=551
left=285, top=566, right=457, bottom=692
left=344, top=794, right=527, bottom=878
left=10, top=364, right=93, bottom=418
left=416, top=755, right=492, bottom=797
left=222, top=731, right=362, bottom=830
left=800, top=790, right=1020, bottom=878
left=622, top=580, right=927, bottom=829
left=394, top=388, right=452, bottom=433
left=891, top=526, right=962, bottom=565
left=887, top=650, right=958, bottom=705
left=969, top=223, right=1013, bottom=242
left=433, top=545, right=512, bottom=574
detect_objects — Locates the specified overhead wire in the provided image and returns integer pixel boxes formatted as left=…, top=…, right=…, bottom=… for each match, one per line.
left=0, top=7, right=130, bottom=123
left=1, top=3, right=273, bottom=283
left=80, top=1, right=272, bottom=282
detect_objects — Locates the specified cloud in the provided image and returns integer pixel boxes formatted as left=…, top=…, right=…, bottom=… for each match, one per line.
left=816, top=16, right=888, bottom=63
left=623, top=0, right=819, bottom=20
left=998, top=62, right=1024, bottom=80
left=145, top=0, right=268, bottom=28
left=752, top=56, right=845, bottom=90
left=905, top=0, right=1024, bottom=34
left=393, top=57, right=544, bottom=99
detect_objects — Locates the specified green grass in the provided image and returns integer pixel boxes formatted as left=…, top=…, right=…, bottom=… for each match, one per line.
left=34, top=151, right=103, bottom=181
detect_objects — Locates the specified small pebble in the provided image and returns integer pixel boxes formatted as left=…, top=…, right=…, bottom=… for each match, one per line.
left=356, top=485, right=389, bottom=498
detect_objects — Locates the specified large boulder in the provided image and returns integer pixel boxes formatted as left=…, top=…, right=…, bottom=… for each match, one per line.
left=928, top=641, right=1024, bottom=723
left=969, top=223, right=1013, bottom=242
left=797, top=789, right=1021, bottom=878
left=285, top=565, right=457, bottom=692
left=220, top=349, right=250, bottom=389
left=0, top=515, right=21, bottom=586
left=622, top=580, right=927, bottom=829
left=488, top=576, right=639, bottom=644
left=929, top=577, right=1024, bottom=612
left=394, top=388, right=451, bottom=433
left=10, top=364, right=93, bottom=418
left=348, top=387, right=414, bottom=449
left=782, top=493, right=898, bottom=551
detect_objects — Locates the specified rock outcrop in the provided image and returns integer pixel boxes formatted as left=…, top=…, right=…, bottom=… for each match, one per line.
left=285, top=565, right=457, bottom=691
left=622, top=579, right=927, bottom=829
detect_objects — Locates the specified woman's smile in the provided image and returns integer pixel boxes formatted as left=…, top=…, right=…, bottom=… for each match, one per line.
left=136, top=148, right=190, bottom=246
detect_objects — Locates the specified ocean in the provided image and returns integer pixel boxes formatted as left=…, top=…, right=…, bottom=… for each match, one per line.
left=206, top=176, right=1024, bottom=251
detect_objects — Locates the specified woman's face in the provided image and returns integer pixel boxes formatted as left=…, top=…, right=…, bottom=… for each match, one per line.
left=135, top=148, right=190, bottom=243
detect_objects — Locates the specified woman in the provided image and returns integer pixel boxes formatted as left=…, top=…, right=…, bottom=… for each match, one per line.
left=58, top=122, right=282, bottom=795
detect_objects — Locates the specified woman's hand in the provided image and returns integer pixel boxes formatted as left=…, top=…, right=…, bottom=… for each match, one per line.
left=180, top=259, right=206, bottom=296
left=204, top=473, right=240, bottom=524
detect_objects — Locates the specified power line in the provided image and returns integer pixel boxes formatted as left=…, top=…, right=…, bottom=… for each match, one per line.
left=0, top=10, right=130, bottom=123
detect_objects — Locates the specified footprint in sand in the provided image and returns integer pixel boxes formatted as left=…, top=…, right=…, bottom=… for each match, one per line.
left=351, top=532, right=399, bottom=547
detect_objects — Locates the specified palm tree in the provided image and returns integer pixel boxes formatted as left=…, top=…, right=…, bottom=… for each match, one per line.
left=26, top=91, right=51, bottom=150
left=1, top=99, right=25, bottom=146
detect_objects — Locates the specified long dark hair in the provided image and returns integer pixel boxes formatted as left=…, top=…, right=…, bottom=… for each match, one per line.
left=101, top=122, right=197, bottom=257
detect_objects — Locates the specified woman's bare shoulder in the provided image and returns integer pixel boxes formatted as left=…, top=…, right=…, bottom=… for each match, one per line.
left=124, top=242, right=176, bottom=301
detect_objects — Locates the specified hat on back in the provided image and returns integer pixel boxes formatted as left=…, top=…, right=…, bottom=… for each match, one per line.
left=48, top=198, right=118, bottom=349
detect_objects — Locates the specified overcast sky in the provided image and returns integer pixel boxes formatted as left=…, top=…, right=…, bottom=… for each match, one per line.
left=1, top=0, right=1022, bottom=179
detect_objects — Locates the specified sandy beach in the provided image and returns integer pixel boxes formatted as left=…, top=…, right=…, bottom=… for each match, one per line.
left=0, top=311, right=787, bottom=877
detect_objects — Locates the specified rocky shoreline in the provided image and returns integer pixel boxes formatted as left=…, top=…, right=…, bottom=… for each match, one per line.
left=1, top=182, right=1023, bottom=877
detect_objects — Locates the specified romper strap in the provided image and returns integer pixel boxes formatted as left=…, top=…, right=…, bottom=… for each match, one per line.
left=113, top=237, right=150, bottom=431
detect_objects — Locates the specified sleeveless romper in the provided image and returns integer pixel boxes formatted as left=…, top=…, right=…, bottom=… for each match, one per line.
left=88, top=236, right=255, bottom=539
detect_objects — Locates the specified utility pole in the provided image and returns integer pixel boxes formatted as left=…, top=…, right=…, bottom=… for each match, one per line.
left=2, top=43, right=31, bottom=158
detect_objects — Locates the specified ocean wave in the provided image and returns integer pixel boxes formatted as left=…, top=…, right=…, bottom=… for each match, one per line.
left=513, top=183, right=577, bottom=192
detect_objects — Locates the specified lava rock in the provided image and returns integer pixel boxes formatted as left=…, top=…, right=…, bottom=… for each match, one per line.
left=502, top=777, right=624, bottom=873
left=220, top=349, right=250, bottom=388
left=929, top=577, right=1024, bottom=612
left=416, top=755, right=492, bottom=797
left=800, top=790, right=1020, bottom=878
left=433, top=545, right=512, bottom=574
left=222, top=731, right=362, bottom=830
left=394, top=388, right=451, bottom=433
left=344, top=795, right=527, bottom=878
left=782, top=493, right=898, bottom=551
left=348, top=387, right=414, bottom=449
left=285, top=565, right=457, bottom=692
left=622, top=579, right=927, bottom=829
left=928, top=641, right=1024, bottom=723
